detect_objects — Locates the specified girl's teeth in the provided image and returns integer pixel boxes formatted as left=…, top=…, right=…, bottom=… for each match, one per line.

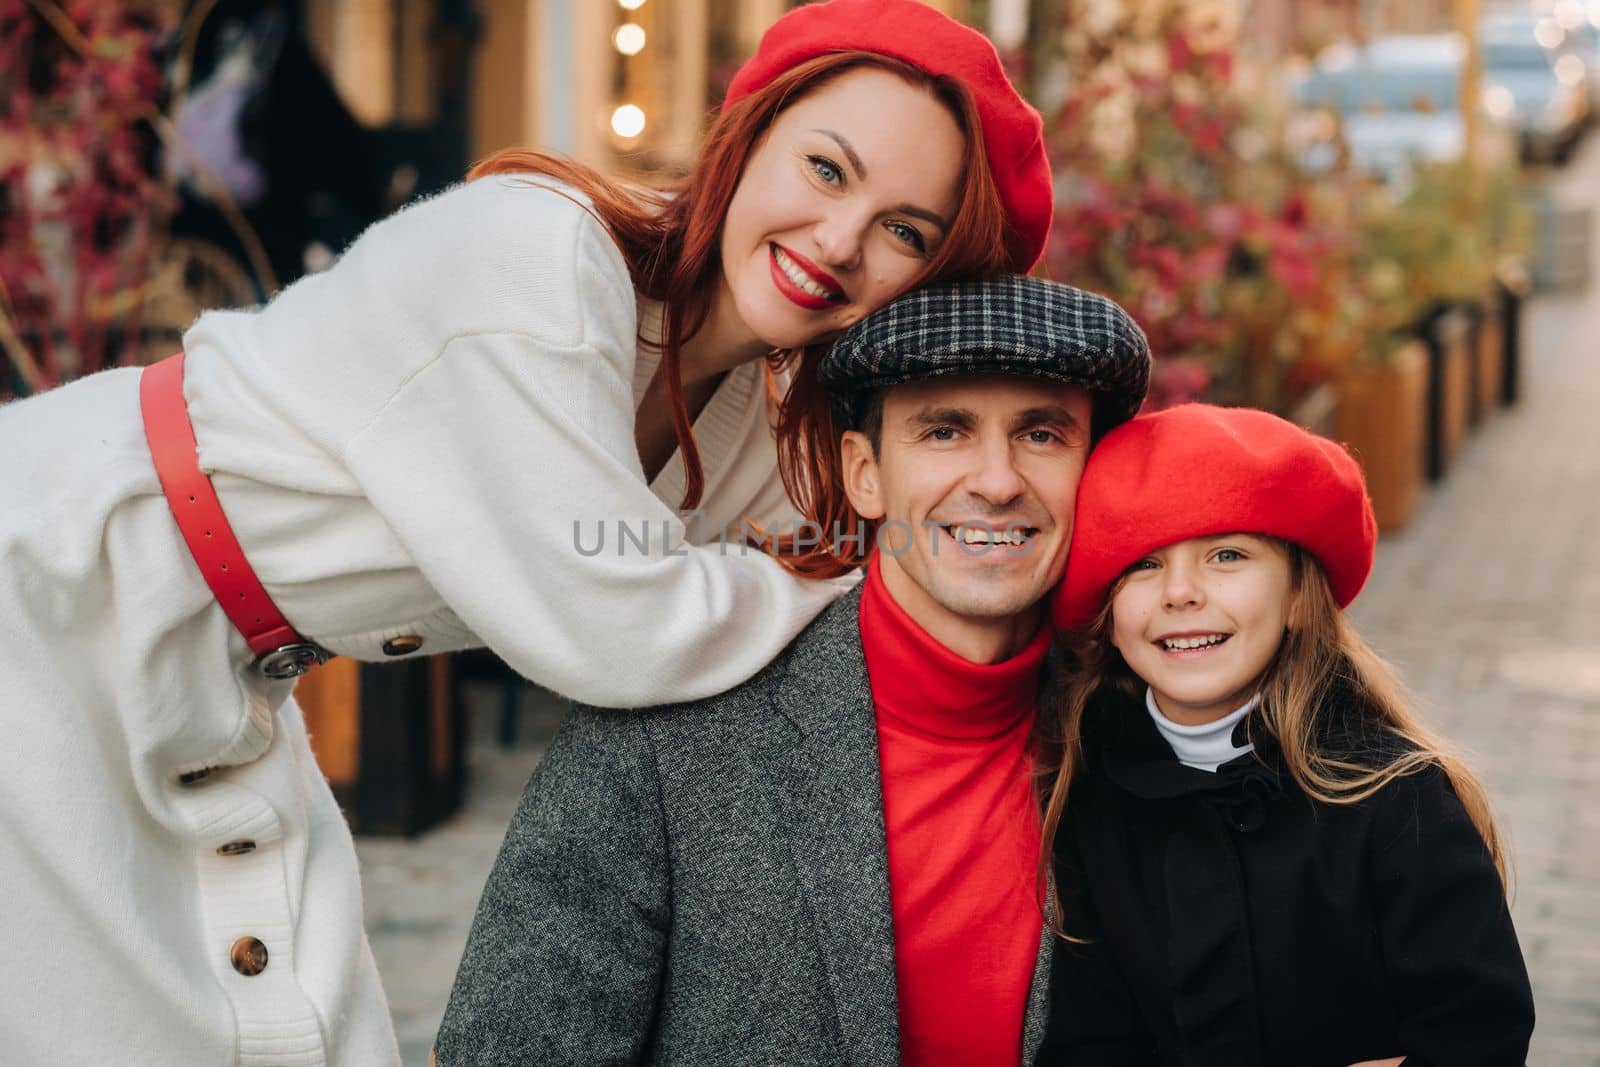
left=775, top=248, right=835, bottom=300
left=1162, top=634, right=1227, bottom=651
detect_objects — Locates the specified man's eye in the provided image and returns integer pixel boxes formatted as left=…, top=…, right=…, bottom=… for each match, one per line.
left=927, top=427, right=957, bottom=441
left=1025, top=429, right=1060, bottom=444
left=809, top=156, right=843, bottom=185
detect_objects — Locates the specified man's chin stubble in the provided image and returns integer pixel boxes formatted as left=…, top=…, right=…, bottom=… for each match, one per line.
left=926, top=585, right=1048, bottom=623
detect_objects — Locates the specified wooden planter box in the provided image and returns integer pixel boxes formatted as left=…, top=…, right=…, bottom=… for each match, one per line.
left=1336, top=341, right=1427, bottom=531
left=1421, top=307, right=1473, bottom=482
left=295, top=655, right=464, bottom=836
left=1473, top=297, right=1505, bottom=422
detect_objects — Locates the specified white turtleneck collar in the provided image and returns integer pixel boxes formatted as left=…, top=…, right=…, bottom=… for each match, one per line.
left=1145, top=688, right=1259, bottom=773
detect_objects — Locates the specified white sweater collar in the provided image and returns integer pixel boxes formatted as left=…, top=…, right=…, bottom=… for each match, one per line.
left=1145, top=688, right=1259, bottom=773
left=632, top=298, right=767, bottom=509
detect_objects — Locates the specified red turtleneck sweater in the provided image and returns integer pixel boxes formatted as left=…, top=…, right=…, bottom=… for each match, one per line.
left=858, top=557, right=1048, bottom=1066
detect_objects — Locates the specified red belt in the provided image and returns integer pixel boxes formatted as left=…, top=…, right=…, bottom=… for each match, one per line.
left=140, top=353, right=328, bottom=679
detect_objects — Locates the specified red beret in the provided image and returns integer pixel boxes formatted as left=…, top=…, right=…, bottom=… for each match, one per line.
left=1053, top=404, right=1379, bottom=631
left=724, top=0, right=1051, bottom=272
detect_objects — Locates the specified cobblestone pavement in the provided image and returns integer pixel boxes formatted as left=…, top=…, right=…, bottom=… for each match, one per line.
left=359, top=142, right=1600, bottom=1066
left=1345, top=138, right=1600, bottom=1065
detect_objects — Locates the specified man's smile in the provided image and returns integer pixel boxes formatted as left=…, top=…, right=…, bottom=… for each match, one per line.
left=932, top=521, right=1042, bottom=554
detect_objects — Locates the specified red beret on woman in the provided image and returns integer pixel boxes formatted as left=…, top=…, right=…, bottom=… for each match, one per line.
left=726, top=0, right=1052, bottom=271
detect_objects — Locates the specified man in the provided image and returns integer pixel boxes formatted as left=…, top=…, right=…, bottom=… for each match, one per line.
left=434, top=276, right=1151, bottom=1066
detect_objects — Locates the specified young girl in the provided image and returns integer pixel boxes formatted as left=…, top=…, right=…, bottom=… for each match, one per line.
left=1036, top=404, right=1534, bottom=1067
left=0, top=1, right=1050, bottom=1062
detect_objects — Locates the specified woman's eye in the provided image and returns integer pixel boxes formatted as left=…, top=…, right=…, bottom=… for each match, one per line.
left=809, top=155, right=844, bottom=186
left=886, top=220, right=927, bottom=252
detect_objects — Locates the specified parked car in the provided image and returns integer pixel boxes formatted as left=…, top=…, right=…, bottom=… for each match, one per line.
left=1479, top=12, right=1589, bottom=161
left=1290, top=35, right=1515, bottom=184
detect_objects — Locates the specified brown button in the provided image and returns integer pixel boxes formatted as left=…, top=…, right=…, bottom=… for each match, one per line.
left=217, top=840, right=256, bottom=857
left=178, top=768, right=212, bottom=785
left=381, top=634, right=424, bottom=656
left=230, top=937, right=269, bottom=976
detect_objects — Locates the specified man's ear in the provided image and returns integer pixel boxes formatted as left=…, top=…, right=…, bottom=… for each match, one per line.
left=840, top=430, right=886, bottom=521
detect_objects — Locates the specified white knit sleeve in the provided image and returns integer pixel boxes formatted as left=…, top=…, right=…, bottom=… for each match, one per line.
left=335, top=212, right=851, bottom=708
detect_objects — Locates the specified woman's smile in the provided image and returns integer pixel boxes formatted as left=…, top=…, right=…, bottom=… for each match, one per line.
left=769, top=243, right=845, bottom=308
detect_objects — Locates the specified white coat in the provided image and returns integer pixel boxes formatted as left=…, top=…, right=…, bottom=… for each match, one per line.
left=0, top=176, right=852, bottom=1064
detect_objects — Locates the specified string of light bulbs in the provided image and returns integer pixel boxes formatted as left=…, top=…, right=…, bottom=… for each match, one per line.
left=611, top=0, right=648, bottom=139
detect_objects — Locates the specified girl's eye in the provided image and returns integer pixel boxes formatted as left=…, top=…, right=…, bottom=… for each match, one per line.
left=1212, top=548, right=1245, bottom=563
left=1127, top=558, right=1159, bottom=573
left=886, top=220, right=927, bottom=252
left=809, top=155, right=844, bottom=186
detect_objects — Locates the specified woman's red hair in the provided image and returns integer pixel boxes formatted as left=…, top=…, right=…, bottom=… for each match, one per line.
left=470, top=52, right=1014, bottom=578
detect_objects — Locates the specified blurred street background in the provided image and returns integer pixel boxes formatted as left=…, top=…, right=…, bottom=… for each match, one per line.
left=4, top=0, right=1598, bottom=1063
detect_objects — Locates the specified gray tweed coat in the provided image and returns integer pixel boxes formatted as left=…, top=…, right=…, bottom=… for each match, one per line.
left=435, top=584, right=1053, bottom=1066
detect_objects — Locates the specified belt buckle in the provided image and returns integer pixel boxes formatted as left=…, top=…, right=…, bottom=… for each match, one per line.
left=257, top=643, right=330, bottom=680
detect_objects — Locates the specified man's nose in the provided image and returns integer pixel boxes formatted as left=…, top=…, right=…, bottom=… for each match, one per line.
left=965, top=436, right=1027, bottom=507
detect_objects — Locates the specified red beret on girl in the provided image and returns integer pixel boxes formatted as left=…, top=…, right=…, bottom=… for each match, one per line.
left=1054, top=404, right=1379, bottom=631
left=725, top=0, right=1051, bottom=272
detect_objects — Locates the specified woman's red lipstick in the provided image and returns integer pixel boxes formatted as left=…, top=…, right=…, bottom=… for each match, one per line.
left=769, top=243, right=843, bottom=310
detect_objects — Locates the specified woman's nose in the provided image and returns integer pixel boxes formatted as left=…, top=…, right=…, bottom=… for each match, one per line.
left=813, top=209, right=865, bottom=271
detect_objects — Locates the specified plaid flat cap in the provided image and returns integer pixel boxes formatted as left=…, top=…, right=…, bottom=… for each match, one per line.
left=820, top=275, right=1152, bottom=430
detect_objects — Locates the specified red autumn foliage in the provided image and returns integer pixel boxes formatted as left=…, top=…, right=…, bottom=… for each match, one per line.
left=1044, top=4, right=1365, bottom=414
left=0, top=0, right=175, bottom=399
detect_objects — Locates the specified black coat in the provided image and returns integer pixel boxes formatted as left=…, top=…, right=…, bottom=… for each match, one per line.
left=1038, top=685, right=1534, bottom=1067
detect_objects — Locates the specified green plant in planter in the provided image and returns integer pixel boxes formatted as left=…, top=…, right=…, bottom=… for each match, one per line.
left=1353, top=159, right=1530, bottom=347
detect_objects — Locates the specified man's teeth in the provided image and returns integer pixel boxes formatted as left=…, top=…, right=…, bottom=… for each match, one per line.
left=1160, top=634, right=1229, bottom=651
left=774, top=247, right=837, bottom=300
left=953, top=526, right=1030, bottom=546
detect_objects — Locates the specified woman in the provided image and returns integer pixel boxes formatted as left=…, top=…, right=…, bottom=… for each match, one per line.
left=0, top=1, right=1049, bottom=1063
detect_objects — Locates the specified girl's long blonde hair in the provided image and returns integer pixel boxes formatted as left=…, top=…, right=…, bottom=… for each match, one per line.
left=1036, top=544, right=1510, bottom=938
